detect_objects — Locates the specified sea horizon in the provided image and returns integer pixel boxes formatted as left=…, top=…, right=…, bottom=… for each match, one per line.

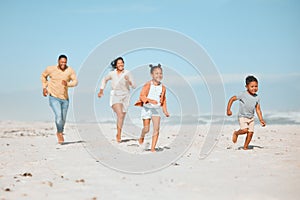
left=1, top=111, right=299, bottom=125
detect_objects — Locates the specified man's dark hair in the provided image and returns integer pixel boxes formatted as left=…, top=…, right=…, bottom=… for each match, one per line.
left=58, top=54, right=68, bottom=60
left=246, top=75, right=258, bottom=85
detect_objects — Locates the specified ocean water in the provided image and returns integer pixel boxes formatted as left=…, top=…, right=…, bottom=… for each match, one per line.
left=90, top=111, right=300, bottom=126
left=171, top=112, right=300, bottom=125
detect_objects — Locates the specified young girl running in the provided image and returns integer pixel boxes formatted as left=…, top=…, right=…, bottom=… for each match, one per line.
left=135, top=64, right=170, bottom=152
left=98, top=57, right=135, bottom=142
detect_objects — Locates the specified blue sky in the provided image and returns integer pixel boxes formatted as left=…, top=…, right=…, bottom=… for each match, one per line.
left=0, top=0, right=299, bottom=121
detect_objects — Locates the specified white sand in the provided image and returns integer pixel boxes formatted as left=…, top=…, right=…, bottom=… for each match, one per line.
left=0, top=121, right=299, bottom=200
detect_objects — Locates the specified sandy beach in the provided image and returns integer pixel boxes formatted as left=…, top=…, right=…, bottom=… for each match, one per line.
left=0, top=121, right=299, bottom=200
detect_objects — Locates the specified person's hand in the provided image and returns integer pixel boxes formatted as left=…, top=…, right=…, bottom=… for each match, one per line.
left=62, top=80, right=67, bottom=86
left=260, top=119, right=266, bottom=127
left=124, top=75, right=133, bottom=86
left=98, top=92, right=103, bottom=98
left=227, top=110, right=232, bottom=116
left=98, top=90, right=104, bottom=98
left=164, top=111, right=170, bottom=117
left=148, top=99, right=158, bottom=104
left=43, top=88, right=48, bottom=97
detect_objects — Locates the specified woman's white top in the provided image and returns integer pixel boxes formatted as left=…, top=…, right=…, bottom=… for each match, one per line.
left=100, top=69, right=135, bottom=94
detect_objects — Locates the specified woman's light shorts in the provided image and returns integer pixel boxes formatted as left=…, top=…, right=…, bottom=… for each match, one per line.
left=110, top=90, right=130, bottom=113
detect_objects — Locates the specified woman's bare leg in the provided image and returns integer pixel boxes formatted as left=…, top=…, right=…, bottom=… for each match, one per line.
left=112, top=103, right=126, bottom=143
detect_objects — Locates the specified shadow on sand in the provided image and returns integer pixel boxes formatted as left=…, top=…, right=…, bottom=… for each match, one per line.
left=238, top=145, right=264, bottom=150
left=61, top=140, right=85, bottom=145
left=144, top=146, right=171, bottom=152
left=120, top=138, right=138, bottom=143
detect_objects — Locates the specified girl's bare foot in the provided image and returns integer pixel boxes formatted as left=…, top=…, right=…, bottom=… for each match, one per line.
left=232, top=131, right=238, bottom=143
left=56, top=133, right=64, bottom=144
left=138, top=137, right=144, bottom=145
left=116, top=134, right=121, bottom=143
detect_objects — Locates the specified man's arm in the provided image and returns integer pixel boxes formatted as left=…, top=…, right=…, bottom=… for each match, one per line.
left=67, top=69, right=78, bottom=87
left=41, top=67, right=49, bottom=96
left=227, top=96, right=237, bottom=116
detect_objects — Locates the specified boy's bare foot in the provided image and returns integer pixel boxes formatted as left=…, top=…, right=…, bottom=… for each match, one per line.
left=56, top=133, right=64, bottom=144
left=232, top=131, right=238, bottom=143
left=116, top=134, right=121, bottom=143
left=243, top=146, right=249, bottom=150
left=138, top=137, right=144, bottom=145
left=150, top=148, right=156, bottom=152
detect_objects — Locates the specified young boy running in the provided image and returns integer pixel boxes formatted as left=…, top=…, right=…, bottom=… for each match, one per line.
left=227, top=75, right=266, bottom=150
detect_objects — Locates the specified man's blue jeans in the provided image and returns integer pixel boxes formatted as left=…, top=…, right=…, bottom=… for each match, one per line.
left=49, top=95, right=69, bottom=133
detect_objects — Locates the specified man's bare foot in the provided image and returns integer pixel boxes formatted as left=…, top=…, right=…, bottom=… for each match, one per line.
left=138, top=137, right=144, bottom=145
left=116, top=134, right=121, bottom=143
left=56, top=133, right=64, bottom=144
left=243, top=146, right=249, bottom=150
left=150, top=148, right=156, bottom=152
left=232, top=131, right=238, bottom=143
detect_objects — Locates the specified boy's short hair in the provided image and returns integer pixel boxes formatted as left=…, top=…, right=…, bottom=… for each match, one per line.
left=246, top=75, right=258, bottom=85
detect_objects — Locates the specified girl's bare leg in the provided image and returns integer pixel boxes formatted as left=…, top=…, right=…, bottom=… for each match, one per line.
left=150, top=116, right=161, bottom=152
left=112, top=103, right=126, bottom=143
left=139, top=119, right=150, bottom=144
